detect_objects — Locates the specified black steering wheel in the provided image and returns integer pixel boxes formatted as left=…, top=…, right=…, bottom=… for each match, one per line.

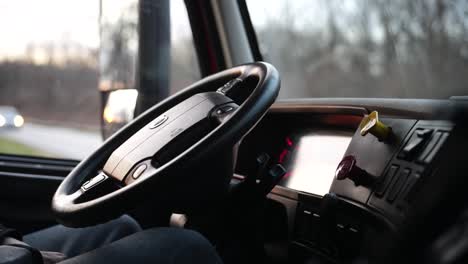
left=52, top=62, right=280, bottom=227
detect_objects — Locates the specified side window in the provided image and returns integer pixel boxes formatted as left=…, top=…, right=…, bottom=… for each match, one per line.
left=0, top=0, right=199, bottom=160
left=0, top=1, right=101, bottom=160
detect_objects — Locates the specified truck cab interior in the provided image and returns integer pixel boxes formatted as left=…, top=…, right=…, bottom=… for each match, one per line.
left=1, top=0, right=468, bottom=263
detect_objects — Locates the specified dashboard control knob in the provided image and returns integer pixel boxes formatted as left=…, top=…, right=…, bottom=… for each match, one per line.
left=245, top=153, right=270, bottom=185
left=335, top=155, right=374, bottom=186
left=261, top=164, right=287, bottom=195
left=359, top=111, right=391, bottom=141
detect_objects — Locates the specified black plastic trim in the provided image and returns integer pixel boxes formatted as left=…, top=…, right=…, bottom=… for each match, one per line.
left=185, top=0, right=226, bottom=76
left=237, top=0, right=263, bottom=61
left=0, top=154, right=75, bottom=178
left=273, top=98, right=458, bottom=120
left=0, top=154, right=78, bottom=167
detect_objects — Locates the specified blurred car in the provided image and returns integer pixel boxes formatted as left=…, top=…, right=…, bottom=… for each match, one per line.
left=0, top=106, right=24, bottom=128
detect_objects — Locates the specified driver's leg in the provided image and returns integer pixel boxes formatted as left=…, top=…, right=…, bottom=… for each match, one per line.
left=23, top=215, right=141, bottom=258
left=59, top=227, right=222, bottom=264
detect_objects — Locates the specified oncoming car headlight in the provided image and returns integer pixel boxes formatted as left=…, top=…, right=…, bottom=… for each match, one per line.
left=0, top=115, right=5, bottom=127
left=14, top=115, right=24, bottom=127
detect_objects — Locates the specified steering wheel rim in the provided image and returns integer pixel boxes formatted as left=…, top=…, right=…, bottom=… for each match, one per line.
left=52, top=62, right=280, bottom=227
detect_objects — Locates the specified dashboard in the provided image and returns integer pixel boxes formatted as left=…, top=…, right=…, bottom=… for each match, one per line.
left=233, top=100, right=467, bottom=263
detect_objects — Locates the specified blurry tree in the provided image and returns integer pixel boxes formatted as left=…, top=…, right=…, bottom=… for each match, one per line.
left=100, top=2, right=138, bottom=90
left=0, top=41, right=100, bottom=126
left=252, top=0, right=468, bottom=99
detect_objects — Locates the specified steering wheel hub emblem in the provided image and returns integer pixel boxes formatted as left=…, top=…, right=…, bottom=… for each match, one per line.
left=150, top=115, right=168, bottom=129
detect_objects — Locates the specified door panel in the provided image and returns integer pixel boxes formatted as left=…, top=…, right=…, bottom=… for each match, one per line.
left=0, top=155, right=76, bottom=233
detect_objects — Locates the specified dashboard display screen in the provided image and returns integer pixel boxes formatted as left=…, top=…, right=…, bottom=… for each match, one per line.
left=276, top=131, right=352, bottom=196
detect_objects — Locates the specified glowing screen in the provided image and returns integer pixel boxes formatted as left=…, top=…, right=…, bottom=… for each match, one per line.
left=277, top=131, right=352, bottom=196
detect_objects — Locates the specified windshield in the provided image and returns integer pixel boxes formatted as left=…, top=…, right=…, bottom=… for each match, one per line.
left=246, top=0, right=468, bottom=99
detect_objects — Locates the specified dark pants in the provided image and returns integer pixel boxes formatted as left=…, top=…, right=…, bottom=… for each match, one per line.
left=21, top=216, right=222, bottom=264
left=24, top=215, right=141, bottom=258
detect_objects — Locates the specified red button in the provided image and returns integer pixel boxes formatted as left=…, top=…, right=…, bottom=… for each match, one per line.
left=335, top=155, right=357, bottom=180
left=335, top=155, right=374, bottom=186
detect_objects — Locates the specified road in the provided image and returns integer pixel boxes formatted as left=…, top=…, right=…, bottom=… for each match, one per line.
left=0, top=123, right=102, bottom=160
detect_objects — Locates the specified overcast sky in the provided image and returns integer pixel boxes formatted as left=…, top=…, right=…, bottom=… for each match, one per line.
left=0, top=0, right=326, bottom=61
left=0, top=0, right=192, bottom=60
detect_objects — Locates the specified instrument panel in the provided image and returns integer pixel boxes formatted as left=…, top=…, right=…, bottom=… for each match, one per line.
left=235, top=111, right=360, bottom=196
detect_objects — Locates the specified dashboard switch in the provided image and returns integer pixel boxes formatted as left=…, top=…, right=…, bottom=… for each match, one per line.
left=418, top=132, right=449, bottom=164
left=335, top=155, right=375, bottom=186
left=398, top=128, right=433, bottom=160
left=375, top=165, right=399, bottom=197
left=387, top=169, right=411, bottom=203
left=400, top=172, right=420, bottom=202
left=359, top=111, right=392, bottom=141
